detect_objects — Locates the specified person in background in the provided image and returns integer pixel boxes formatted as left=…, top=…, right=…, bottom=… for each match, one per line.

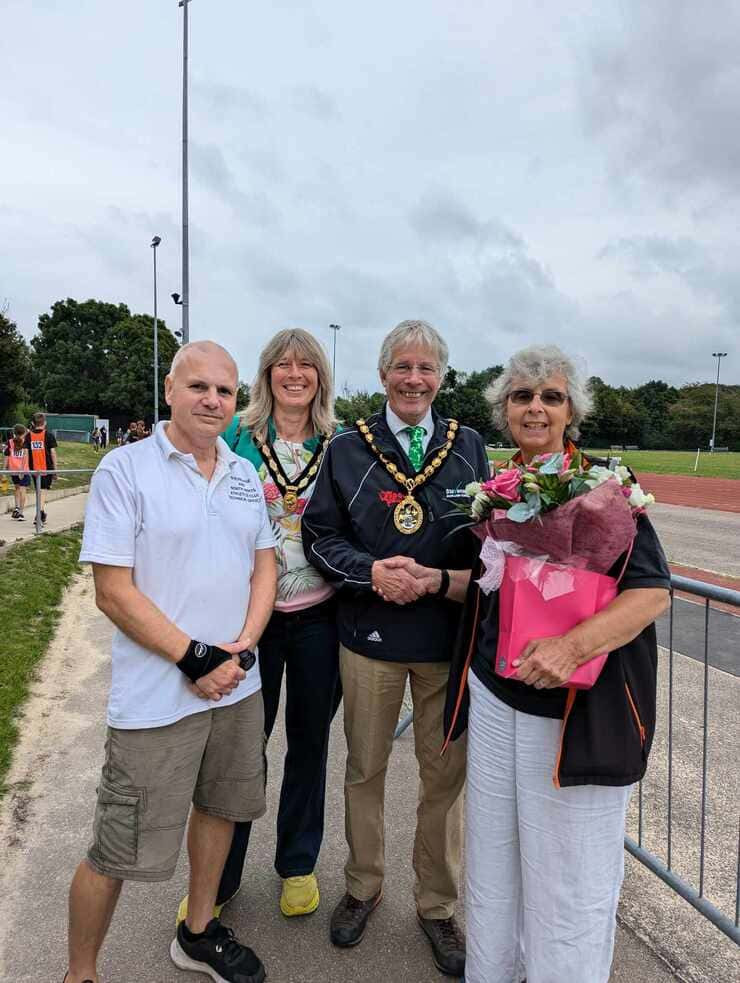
left=116, top=427, right=124, bottom=445
left=24, top=412, right=57, bottom=525
left=444, top=344, right=671, bottom=983
left=176, top=328, right=341, bottom=928
left=123, top=422, right=139, bottom=445
left=100, top=426, right=108, bottom=449
left=302, top=319, right=489, bottom=979
left=5, top=424, right=30, bottom=520
left=91, top=428, right=101, bottom=453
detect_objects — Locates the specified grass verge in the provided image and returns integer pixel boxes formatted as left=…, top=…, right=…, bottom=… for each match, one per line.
left=0, top=525, right=83, bottom=797
left=52, top=441, right=114, bottom=491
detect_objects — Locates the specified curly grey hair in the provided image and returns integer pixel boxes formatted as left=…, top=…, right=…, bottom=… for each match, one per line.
left=486, top=344, right=593, bottom=442
left=377, top=319, right=449, bottom=378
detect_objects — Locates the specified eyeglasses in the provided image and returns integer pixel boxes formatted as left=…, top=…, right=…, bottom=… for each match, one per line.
left=508, top=388, right=569, bottom=406
left=388, top=362, right=440, bottom=376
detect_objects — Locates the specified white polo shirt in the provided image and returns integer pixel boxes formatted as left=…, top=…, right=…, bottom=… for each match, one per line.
left=80, top=422, right=276, bottom=730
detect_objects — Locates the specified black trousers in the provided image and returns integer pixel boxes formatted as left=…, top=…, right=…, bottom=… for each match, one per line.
left=217, top=596, right=341, bottom=903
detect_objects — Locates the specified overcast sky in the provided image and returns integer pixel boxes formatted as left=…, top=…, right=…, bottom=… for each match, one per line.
left=2, top=0, right=738, bottom=392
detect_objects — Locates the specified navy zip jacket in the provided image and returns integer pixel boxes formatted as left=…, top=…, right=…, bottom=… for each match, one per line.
left=302, top=407, right=489, bottom=663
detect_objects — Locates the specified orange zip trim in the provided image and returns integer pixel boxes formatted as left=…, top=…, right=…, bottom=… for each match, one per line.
left=625, top=683, right=646, bottom=746
left=552, top=687, right=577, bottom=789
left=440, top=585, right=481, bottom=756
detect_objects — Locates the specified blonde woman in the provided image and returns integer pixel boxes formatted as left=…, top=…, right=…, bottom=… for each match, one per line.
left=176, top=328, right=340, bottom=925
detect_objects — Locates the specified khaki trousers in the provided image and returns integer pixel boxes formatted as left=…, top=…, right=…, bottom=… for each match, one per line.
left=340, top=645, right=467, bottom=918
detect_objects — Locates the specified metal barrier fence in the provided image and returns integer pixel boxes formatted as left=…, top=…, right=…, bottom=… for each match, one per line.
left=0, top=469, right=95, bottom=534
left=394, top=574, right=740, bottom=945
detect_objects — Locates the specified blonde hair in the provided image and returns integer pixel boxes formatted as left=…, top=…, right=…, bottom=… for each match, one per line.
left=244, top=329, right=337, bottom=443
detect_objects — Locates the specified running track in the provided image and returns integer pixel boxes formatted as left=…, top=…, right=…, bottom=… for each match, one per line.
left=637, top=472, right=740, bottom=512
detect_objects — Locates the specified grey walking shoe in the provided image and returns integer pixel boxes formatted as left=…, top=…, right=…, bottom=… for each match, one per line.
left=417, top=913, right=466, bottom=977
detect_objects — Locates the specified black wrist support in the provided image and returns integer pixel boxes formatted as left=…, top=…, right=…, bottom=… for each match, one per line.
left=434, top=569, right=450, bottom=598
left=177, top=640, right=233, bottom=683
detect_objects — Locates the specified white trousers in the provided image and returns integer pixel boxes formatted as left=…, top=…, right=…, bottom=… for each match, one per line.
left=465, top=671, right=632, bottom=983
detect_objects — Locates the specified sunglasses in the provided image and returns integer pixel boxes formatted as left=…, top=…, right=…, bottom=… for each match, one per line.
left=508, top=388, right=569, bottom=406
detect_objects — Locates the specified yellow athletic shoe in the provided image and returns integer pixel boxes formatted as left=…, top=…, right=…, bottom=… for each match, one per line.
left=280, top=873, right=320, bottom=916
left=175, top=891, right=235, bottom=928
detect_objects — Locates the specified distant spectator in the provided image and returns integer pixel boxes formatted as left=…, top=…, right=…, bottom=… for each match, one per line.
left=116, top=427, right=124, bottom=445
left=91, top=428, right=101, bottom=453
left=23, top=412, right=57, bottom=525
left=123, top=422, right=139, bottom=445
left=100, top=426, right=108, bottom=449
left=5, top=424, right=30, bottom=521
left=136, top=420, right=151, bottom=439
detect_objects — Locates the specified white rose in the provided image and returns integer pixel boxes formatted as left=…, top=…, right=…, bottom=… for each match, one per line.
left=584, top=465, right=615, bottom=488
left=628, top=484, right=654, bottom=508
left=465, top=481, right=482, bottom=497
left=614, top=465, right=631, bottom=484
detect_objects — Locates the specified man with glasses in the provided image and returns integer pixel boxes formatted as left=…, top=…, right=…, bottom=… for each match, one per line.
left=302, top=320, right=488, bottom=978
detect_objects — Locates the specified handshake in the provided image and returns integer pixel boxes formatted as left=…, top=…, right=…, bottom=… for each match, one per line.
left=371, top=556, right=447, bottom=606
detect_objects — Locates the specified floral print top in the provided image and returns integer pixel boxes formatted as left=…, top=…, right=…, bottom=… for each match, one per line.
left=222, top=416, right=334, bottom=612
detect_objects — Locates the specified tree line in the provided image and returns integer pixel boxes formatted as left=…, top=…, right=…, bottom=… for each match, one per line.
left=2, top=299, right=737, bottom=450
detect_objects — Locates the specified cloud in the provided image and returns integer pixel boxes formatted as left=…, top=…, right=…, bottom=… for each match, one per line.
left=409, top=191, right=521, bottom=248
left=599, top=233, right=740, bottom=320
left=291, top=84, right=340, bottom=121
left=598, top=235, right=702, bottom=277
left=578, top=0, right=740, bottom=200
left=193, top=80, right=266, bottom=119
left=190, top=142, right=281, bottom=228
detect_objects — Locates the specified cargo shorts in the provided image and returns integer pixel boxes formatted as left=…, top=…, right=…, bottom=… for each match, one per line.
left=87, top=691, right=266, bottom=881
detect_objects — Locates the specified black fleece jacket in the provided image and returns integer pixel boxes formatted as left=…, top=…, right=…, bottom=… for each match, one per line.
left=302, top=407, right=489, bottom=663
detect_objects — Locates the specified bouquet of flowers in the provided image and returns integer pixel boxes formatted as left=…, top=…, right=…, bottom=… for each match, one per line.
left=462, top=451, right=656, bottom=688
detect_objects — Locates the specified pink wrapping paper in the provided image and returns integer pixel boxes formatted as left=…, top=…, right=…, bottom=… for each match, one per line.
left=476, top=477, right=637, bottom=575
left=495, top=555, right=618, bottom=689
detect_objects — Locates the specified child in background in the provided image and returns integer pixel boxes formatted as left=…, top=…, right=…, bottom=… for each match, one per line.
left=5, top=424, right=30, bottom=520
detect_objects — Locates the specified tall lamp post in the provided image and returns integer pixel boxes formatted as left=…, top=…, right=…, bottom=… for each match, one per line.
left=178, top=0, right=191, bottom=343
left=329, top=323, right=341, bottom=388
left=710, top=351, right=728, bottom=452
left=151, top=236, right=162, bottom=424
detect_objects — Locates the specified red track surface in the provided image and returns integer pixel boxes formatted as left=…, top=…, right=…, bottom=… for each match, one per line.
left=637, top=472, right=740, bottom=513
left=670, top=564, right=739, bottom=615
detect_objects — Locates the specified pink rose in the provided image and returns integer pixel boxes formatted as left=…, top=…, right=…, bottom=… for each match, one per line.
left=559, top=452, right=572, bottom=473
left=263, top=482, right=281, bottom=503
left=482, top=469, right=522, bottom=503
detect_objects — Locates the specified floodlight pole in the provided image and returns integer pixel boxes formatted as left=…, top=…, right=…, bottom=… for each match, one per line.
left=179, top=0, right=191, bottom=343
left=709, top=352, right=727, bottom=452
left=151, top=236, right=162, bottom=424
left=329, top=323, right=341, bottom=387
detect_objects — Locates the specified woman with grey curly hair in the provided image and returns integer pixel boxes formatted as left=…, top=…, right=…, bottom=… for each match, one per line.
left=444, top=344, right=671, bottom=983
left=485, top=344, right=593, bottom=452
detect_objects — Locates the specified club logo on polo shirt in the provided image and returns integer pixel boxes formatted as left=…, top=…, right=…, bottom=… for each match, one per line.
left=228, top=474, right=263, bottom=504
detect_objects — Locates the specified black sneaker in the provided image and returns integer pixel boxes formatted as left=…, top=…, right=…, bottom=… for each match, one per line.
left=11, top=508, right=19, bottom=519
left=170, top=918, right=266, bottom=983
left=17, top=512, right=25, bottom=521
left=40, top=509, right=47, bottom=524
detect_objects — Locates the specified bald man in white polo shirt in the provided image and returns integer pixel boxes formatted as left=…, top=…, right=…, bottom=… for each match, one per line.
left=65, top=342, right=277, bottom=983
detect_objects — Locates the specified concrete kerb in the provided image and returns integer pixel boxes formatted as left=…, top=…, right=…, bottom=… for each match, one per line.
left=1, top=481, right=90, bottom=514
